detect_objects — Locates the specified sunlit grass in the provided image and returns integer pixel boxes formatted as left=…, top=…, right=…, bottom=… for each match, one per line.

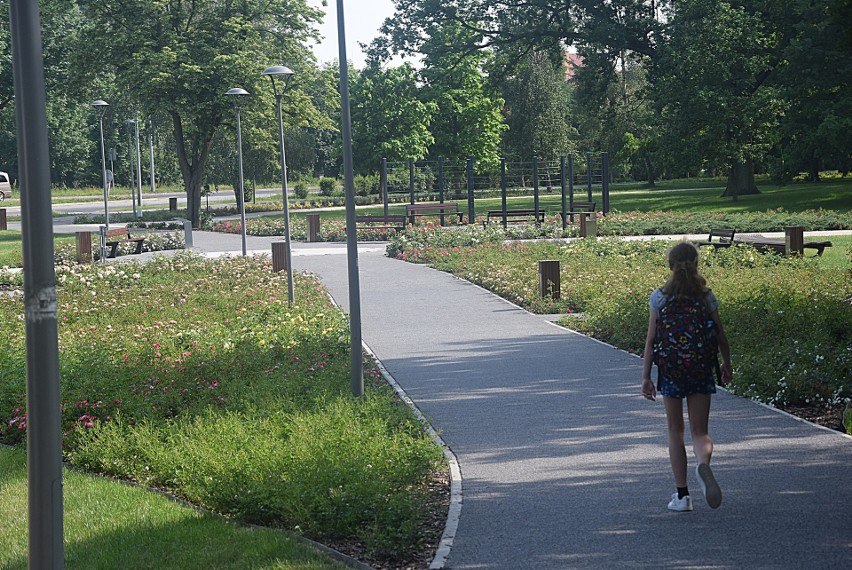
left=0, top=446, right=343, bottom=570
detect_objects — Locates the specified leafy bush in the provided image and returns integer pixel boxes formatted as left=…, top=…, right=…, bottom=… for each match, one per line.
left=293, top=181, right=309, bottom=199
left=0, top=253, right=444, bottom=558
left=319, top=178, right=337, bottom=196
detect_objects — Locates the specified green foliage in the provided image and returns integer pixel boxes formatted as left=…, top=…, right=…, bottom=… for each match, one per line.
left=386, top=233, right=852, bottom=411
left=350, top=63, right=436, bottom=171
left=319, top=177, right=337, bottom=196
left=0, top=253, right=444, bottom=558
left=293, top=181, right=309, bottom=199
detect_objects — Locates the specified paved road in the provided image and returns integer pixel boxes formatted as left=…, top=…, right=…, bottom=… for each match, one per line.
left=181, top=232, right=851, bottom=569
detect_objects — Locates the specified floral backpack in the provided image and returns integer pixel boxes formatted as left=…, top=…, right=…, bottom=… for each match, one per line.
left=653, top=292, right=721, bottom=383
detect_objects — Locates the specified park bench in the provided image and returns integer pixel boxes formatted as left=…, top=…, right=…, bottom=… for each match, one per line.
left=695, top=228, right=736, bottom=250
left=734, top=234, right=833, bottom=256
left=105, top=227, right=146, bottom=258
left=346, top=214, right=407, bottom=233
left=562, top=201, right=597, bottom=224
left=485, top=209, right=546, bottom=227
left=405, top=202, right=464, bottom=225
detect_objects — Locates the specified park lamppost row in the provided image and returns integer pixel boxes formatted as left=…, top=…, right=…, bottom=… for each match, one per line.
left=226, top=87, right=249, bottom=256
left=262, top=65, right=296, bottom=305
left=92, top=99, right=110, bottom=261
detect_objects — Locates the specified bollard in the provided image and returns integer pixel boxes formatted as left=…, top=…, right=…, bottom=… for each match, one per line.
left=306, top=213, right=320, bottom=242
left=272, top=241, right=287, bottom=272
left=183, top=219, right=193, bottom=248
left=785, top=226, right=803, bottom=256
left=0, top=208, right=6, bottom=230
left=580, top=211, right=597, bottom=238
left=75, top=231, right=92, bottom=263
left=538, top=260, right=560, bottom=300
left=169, top=197, right=178, bottom=211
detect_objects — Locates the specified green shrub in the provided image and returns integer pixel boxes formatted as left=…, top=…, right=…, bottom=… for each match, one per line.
left=293, top=181, right=308, bottom=199
left=319, top=178, right=336, bottom=196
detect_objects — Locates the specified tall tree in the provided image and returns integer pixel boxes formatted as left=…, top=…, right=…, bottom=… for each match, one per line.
left=78, top=0, right=323, bottom=227
left=375, top=1, right=819, bottom=195
left=501, top=50, right=576, bottom=162
left=350, top=62, right=435, bottom=172
left=418, top=23, right=506, bottom=169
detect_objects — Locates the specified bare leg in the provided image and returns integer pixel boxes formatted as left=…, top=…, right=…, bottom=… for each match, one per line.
left=663, top=396, right=687, bottom=487
left=686, top=394, right=713, bottom=465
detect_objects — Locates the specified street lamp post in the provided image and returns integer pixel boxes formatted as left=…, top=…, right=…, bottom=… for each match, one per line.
left=148, top=119, right=156, bottom=194
left=92, top=99, right=110, bottom=260
left=125, top=119, right=138, bottom=219
left=134, top=111, right=143, bottom=210
left=226, top=87, right=249, bottom=256
left=262, top=65, right=295, bottom=305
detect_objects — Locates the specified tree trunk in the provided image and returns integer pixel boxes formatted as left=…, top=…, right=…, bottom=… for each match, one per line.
left=721, top=161, right=760, bottom=200
left=171, top=111, right=215, bottom=228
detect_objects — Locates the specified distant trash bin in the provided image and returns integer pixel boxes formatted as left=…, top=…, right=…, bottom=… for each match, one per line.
left=75, top=231, right=92, bottom=263
left=169, top=197, right=178, bottom=211
left=306, top=213, right=320, bottom=242
left=0, top=208, right=6, bottom=231
left=580, top=212, right=597, bottom=238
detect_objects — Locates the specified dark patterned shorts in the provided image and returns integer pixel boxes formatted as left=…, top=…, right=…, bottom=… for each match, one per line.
left=657, top=372, right=716, bottom=399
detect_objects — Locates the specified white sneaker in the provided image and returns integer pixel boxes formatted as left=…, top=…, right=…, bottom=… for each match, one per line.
left=696, top=463, right=722, bottom=508
left=667, top=492, right=693, bottom=512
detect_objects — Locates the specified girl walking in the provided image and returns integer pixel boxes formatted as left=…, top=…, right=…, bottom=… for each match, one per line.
left=641, top=242, right=732, bottom=511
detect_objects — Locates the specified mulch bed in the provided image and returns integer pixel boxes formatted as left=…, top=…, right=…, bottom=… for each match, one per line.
left=777, top=403, right=848, bottom=434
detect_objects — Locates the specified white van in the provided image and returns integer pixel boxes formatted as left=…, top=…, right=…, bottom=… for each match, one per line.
left=0, top=172, right=11, bottom=201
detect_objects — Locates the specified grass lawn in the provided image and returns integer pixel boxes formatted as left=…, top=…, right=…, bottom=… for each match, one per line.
left=281, top=177, right=852, bottom=224
left=0, top=447, right=342, bottom=570
left=0, top=231, right=76, bottom=267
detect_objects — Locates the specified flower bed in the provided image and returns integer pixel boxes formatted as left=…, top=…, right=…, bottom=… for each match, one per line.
left=0, top=252, right=444, bottom=561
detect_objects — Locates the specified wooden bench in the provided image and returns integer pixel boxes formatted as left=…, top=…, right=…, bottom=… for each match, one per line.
left=695, top=228, right=736, bottom=250
left=105, top=227, right=146, bottom=258
left=734, top=234, right=833, bottom=256
left=563, top=201, right=597, bottom=224
left=405, top=202, right=464, bottom=225
left=346, top=214, right=407, bottom=233
left=485, top=209, right=546, bottom=227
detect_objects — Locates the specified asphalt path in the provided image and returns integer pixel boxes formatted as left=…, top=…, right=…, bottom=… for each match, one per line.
left=278, top=240, right=850, bottom=569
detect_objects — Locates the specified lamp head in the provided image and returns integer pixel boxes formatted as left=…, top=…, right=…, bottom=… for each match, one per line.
left=91, top=99, right=109, bottom=118
left=262, top=65, right=295, bottom=96
left=225, top=88, right=250, bottom=96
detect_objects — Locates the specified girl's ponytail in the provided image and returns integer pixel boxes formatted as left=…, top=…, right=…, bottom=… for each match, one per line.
left=662, top=242, right=707, bottom=298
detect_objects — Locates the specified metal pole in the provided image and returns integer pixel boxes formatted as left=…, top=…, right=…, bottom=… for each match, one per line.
left=560, top=156, right=567, bottom=230
left=438, top=156, right=445, bottom=204
left=99, top=115, right=109, bottom=233
left=9, top=0, right=65, bottom=567
left=126, top=123, right=137, bottom=219
left=337, top=0, right=364, bottom=397
left=134, top=112, right=143, bottom=209
left=500, top=158, right=507, bottom=228
left=533, top=156, right=540, bottom=226
left=235, top=106, right=247, bottom=257
left=466, top=156, right=474, bottom=224
left=586, top=152, right=593, bottom=202
left=568, top=153, right=575, bottom=223
left=275, top=93, right=295, bottom=305
left=601, top=151, right=610, bottom=214
left=381, top=157, right=388, bottom=216
left=408, top=157, right=415, bottom=205
left=148, top=121, right=156, bottom=194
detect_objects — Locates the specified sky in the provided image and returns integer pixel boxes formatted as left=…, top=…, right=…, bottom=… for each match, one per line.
left=309, top=0, right=398, bottom=68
